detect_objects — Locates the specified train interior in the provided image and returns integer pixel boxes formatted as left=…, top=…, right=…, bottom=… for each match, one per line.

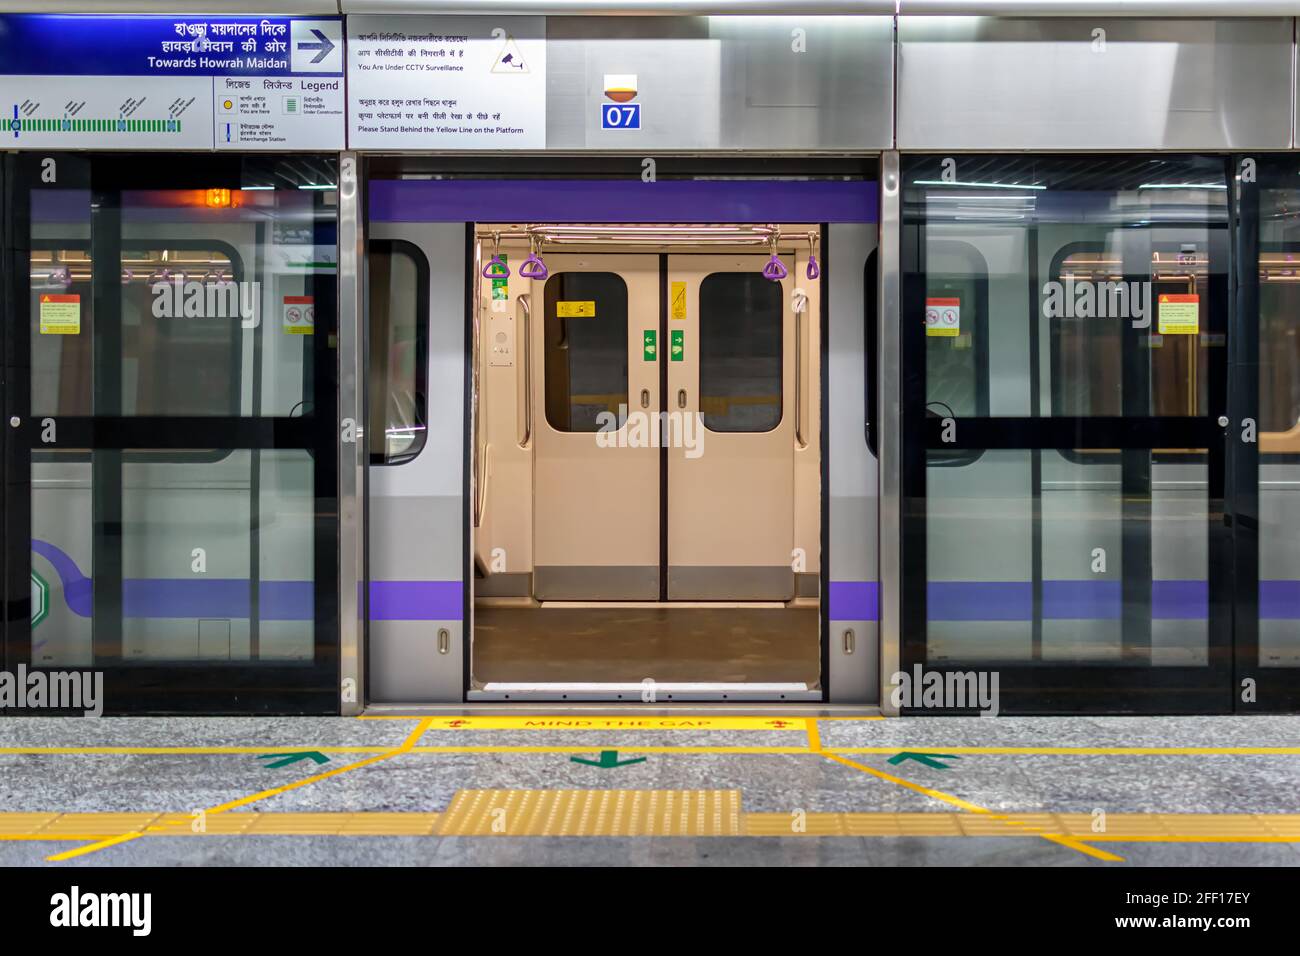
left=462, top=223, right=824, bottom=699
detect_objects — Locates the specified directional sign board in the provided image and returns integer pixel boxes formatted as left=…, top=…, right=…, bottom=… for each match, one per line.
left=0, top=14, right=345, bottom=151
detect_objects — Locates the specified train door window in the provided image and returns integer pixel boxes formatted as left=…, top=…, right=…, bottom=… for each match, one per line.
left=1051, top=244, right=1213, bottom=419
left=31, top=246, right=93, bottom=417
left=368, top=239, right=429, bottom=464
left=542, top=271, right=628, bottom=432
left=119, top=245, right=242, bottom=417
left=699, top=272, right=782, bottom=432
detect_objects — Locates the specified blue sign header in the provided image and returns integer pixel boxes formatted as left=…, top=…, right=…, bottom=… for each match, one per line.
left=0, top=15, right=343, bottom=78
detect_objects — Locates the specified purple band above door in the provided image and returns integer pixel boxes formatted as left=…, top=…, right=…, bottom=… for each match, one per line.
left=368, top=179, right=878, bottom=225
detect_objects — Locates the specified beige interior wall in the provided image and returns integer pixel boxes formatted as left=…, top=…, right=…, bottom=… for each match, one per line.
left=472, top=225, right=823, bottom=593
left=474, top=236, right=535, bottom=581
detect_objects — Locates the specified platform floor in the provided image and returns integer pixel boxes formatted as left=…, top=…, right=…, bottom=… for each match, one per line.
left=0, top=713, right=1298, bottom=866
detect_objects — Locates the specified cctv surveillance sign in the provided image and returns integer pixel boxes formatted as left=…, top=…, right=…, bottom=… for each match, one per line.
left=0, top=14, right=345, bottom=150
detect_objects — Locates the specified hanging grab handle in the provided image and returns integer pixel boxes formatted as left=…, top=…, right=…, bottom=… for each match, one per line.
left=482, top=233, right=510, bottom=279
left=762, top=253, right=788, bottom=282
left=518, top=253, right=548, bottom=280
left=805, top=231, right=820, bottom=280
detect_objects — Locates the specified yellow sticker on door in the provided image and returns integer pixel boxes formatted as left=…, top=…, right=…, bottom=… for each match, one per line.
left=39, top=294, right=81, bottom=334
left=1158, top=293, right=1199, bottom=335
left=557, top=300, right=596, bottom=318
left=671, top=281, right=687, bottom=320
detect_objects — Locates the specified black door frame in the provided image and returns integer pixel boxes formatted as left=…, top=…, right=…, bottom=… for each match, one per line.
left=2, top=152, right=340, bottom=714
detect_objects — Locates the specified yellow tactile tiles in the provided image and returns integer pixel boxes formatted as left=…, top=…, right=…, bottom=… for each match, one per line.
left=4, top=804, right=1300, bottom=841
left=437, top=789, right=745, bottom=837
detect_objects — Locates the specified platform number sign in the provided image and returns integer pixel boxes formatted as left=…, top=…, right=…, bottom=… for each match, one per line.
left=601, top=103, right=640, bottom=130
left=31, top=569, right=49, bottom=629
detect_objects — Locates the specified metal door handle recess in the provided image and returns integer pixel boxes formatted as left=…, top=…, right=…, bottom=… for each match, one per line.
left=641, top=388, right=650, bottom=408
left=794, top=311, right=802, bottom=446
left=843, top=629, right=855, bottom=655
left=438, top=628, right=450, bottom=655
left=678, top=389, right=687, bottom=409
left=519, top=294, right=532, bottom=447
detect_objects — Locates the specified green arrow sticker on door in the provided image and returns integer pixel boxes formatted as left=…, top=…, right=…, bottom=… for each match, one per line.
left=670, top=328, right=684, bottom=362
left=643, top=329, right=657, bottom=361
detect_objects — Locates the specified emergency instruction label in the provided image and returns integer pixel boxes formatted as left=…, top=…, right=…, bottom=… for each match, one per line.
left=347, top=15, right=546, bottom=149
left=0, top=14, right=344, bottom=151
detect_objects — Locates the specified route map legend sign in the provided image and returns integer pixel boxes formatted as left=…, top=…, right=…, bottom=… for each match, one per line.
left=0, top=14, right=345, bottom=151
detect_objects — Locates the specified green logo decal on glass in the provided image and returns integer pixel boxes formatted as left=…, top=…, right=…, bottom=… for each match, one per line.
left=670, top=328, right=684, bottom=362
left=643, top=329, right=657, bottom=361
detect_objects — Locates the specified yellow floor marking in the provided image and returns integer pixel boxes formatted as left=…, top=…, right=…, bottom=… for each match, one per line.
left=805, top=717, right=821, bottom=752
left=437, top=790, right=743, bottom=836
left=44, top=717, right=434, bottom=863
left=818, top=752, right=1125, bottom=862
left=6, top=743, right=1300, bottom=757
left=417, top=716, right=807, bottom=731
left=826, top=746, right=1300, bottom=756
left=4, top=810, right=1298, bottom=841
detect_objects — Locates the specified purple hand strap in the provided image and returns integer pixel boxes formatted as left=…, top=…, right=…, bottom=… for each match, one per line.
left=762, top=254, right=788, bottom=281
left=518, top=253, right=549, bottom=280
left=806, top=254, right=821, bottom=280
left=481, top=255, right=510, bottom=279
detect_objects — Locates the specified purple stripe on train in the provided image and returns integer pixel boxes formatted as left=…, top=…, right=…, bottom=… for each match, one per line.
left=369, top=178, right=879, bottom=225
left=31, top=542, right=1300, bottom=622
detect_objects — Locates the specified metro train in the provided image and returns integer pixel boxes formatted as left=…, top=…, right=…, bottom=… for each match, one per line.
left=4, top=1, right=1300, bottom=715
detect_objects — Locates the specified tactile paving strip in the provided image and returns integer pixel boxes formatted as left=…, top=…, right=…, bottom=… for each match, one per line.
left=436, top=789, right=743, bottom=837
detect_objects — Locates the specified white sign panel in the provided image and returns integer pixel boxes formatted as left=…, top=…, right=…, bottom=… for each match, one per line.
left=348, top=15, right=546, bottom=149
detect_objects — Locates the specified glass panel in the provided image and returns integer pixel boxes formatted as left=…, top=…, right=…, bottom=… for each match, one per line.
left=906, top=155, right=1228, bottom=418
left=699, top=272, right=783, bottom=432
left=926, top=449, right=1208, bottom=666
left=543, top=271, right=628, bottom=432
left=369, top=240, right=428, bottom=464
left=117, top=186, right=330, bottom=417
left=1257, top=170, right=1300, bottom=670
left=31, top=450, right=316, bottom=666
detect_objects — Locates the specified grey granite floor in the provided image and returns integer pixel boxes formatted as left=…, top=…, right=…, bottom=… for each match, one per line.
left=0, top=713, right=1297, bottom=866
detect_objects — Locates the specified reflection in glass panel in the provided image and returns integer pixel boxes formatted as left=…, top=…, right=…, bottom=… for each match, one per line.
left=699, top=272, right=783, bottom=432
left=118, top=451, right=315, bottom=663
left=926, top=449, right=1208, bottom=666
left=1257, top=178, right=1300, bottom=669
left=31, top=247, right=93, bottom=417
left=909, top=156, right=1228, bottom=419
left=543, top=272, right=628, bottom=432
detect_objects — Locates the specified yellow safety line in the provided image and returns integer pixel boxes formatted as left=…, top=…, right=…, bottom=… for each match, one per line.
left=805, top=718, right=821, bottom=752
left=817, top=753, right=1125, bottom=862
left=7, top=743, right=1300, bottom=757
left=7, top=810, right=1298, bottom=842
left=44, top=717, right=433, bottom=863
left=825, top=746, right=1300, bottom=756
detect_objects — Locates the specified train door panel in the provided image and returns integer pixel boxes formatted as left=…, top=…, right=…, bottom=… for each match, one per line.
left=532, top=254, right=660, bottom=600
left=666, top=255, right=796, bottom=600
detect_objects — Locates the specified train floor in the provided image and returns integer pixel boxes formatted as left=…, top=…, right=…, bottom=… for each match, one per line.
left=472, top=603, right=820, bottom=684
left=0, top=713, right=1298, bottom=866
